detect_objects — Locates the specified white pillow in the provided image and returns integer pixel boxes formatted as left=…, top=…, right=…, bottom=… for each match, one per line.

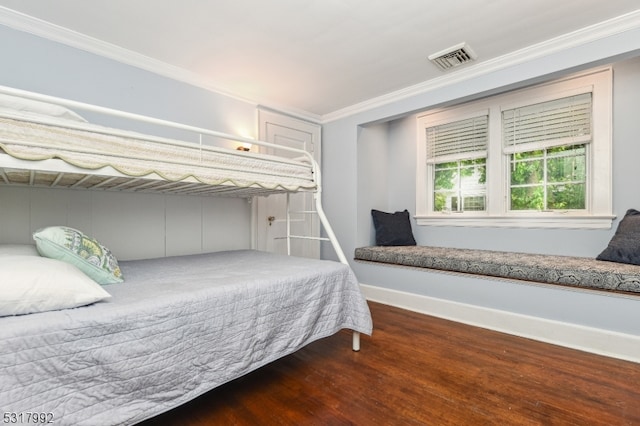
left=0, top=244, right=39, bottom=256
left=0, top=93, right=87, bottom=122
left=0, top=256, right=111, bottom=316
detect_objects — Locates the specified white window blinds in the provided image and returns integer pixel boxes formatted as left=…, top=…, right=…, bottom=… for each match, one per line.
left=502, top=92, right=592, bottom=153
left=425, top=115, right=488, bottom=163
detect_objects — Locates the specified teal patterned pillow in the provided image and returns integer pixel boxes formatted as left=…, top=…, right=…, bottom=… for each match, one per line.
left=33, top=226, right=123, bottom=284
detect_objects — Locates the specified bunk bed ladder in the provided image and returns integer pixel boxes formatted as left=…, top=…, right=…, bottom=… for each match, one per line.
left=280, top=192, right=361, bottom=351
left=280, top=192, right=347, bottom=263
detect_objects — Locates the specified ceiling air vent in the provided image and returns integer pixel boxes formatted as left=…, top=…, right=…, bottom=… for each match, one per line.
left=428, top=42, right=477, bottom=71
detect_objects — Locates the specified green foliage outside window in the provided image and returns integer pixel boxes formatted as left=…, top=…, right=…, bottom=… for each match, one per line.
left=510, top=144, right=586, bottom=210
left=434, top=159, right=486, bottom=212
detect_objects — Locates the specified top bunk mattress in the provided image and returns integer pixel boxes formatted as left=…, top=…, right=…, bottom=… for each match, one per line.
left=0, top=94, right=315, bottom=197
left=0, top=249, right=372, bottom=426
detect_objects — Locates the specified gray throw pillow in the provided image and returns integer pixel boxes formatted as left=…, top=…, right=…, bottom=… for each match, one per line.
left=596, top=209, right=640, bottom=266
left=371, top=209, right=417, bottom=246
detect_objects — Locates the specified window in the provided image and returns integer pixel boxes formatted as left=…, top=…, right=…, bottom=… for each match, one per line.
left=434, top=159, right=486, bottom=212
left=509, top=144, right=586, bottom=211
left=427, top=114, right=488, bottom=212
left=416, top=67, right=612, bottom=228
left=504, top=93, right=591, bottom=212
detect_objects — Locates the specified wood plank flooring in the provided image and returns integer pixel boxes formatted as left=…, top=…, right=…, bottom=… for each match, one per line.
left=139, top=302, right=640, bottom=425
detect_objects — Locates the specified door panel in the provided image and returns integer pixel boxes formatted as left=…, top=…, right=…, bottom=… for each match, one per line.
left=256, top=110, right=321, bottom=259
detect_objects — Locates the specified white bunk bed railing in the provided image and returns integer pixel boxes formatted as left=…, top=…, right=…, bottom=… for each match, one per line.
left=0, top=85, right=305, bottom=162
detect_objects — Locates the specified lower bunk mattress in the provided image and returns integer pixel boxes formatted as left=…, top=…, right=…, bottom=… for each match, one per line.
left=0, top=250, right=373, bottom=426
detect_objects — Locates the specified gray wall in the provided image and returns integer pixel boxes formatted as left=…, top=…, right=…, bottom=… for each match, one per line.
left=0, top=25, right=256, bottom=138
left=323, top=28, right=640, bottom=336
left=0, top=25, right=256, bottom=259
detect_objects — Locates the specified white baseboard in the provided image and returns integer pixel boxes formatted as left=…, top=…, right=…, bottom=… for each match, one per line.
left=360, top=283, right=640, bottom=364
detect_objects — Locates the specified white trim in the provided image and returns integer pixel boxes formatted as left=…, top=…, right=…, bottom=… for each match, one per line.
left=360, top=283, right=640, bottom=364
left=0, top=6, right=322, bottom=124
left=323, top=9, right=640, bottom=123
left=415, top=214, right=615, bottom=229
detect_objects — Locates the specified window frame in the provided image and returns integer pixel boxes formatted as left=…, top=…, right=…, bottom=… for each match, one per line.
left=427, top=109, right=489, bottom=214
left=416, top=67, right=613, bottom=229
left=508, top=143, right=588, bottom=211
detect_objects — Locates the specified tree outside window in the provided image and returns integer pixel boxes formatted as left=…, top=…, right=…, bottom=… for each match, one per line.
left=510, top=144, right=586, bottom=210
left=434, top=159, right=486, bottom=212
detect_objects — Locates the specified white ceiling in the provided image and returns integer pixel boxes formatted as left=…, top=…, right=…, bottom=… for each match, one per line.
left=1, top=1, right=639, bottom=118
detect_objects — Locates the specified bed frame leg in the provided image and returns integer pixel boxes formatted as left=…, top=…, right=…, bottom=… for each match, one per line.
left=352, top=331, right=361, bottom=351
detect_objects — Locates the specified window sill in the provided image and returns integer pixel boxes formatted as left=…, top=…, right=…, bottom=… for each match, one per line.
left=415, top=214, right=616, bottom=229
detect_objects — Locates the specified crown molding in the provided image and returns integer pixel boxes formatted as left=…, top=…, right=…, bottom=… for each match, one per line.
left=322, top=9, right=640, bottom=123
left=0, top=7, right=248, bottom=103
left=0, top=6, right=322, bottom=124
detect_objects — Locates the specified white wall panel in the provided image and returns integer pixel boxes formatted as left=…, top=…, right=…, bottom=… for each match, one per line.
left=166, top=195, right=203, bottom=257
left=202, top=197, right=251, bottom=253
left=0, top=186, right=31, bottom=243
left=0, top=186, right=251, bottom=260
left=66, top=190, right=94, bottom=234
left=91, top=192, right=166, bottom=260
left=30, top=188, right=73, bottom=234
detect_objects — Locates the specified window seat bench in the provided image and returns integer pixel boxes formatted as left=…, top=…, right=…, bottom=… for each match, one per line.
left=354, top=246, right=640, bottom=294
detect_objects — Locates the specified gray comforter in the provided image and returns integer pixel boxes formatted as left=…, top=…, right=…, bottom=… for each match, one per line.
left=0, top=250, right=372, bottom=425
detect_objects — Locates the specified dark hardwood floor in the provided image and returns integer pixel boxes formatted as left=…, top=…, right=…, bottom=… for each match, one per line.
left=139, top=302, right=640, bottom=425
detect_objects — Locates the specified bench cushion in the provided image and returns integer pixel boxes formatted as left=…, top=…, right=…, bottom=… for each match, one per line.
left=354, top=245, right=640, bottom=294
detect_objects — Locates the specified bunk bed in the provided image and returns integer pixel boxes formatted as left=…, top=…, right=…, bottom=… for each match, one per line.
left=0, top=86, right=373, bottom=426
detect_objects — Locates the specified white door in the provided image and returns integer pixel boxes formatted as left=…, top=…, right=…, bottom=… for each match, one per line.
left=255, top=109, right=321, bottom=259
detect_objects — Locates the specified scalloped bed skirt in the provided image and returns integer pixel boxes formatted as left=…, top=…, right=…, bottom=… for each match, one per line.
left=354, top=246, right=640, bottom=294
